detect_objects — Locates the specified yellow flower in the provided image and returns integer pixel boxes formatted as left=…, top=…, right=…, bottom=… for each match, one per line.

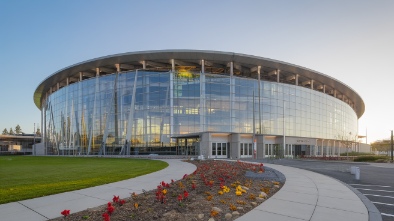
left=218, top=190, right=224, bottom=195
left=236, top=190, right=242, bottom=196
left=162, top=189, right=167, bottom=195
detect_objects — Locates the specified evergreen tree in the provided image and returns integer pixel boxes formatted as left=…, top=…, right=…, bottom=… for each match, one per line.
left=9, top=128, right=14, bottom=135
left=15, top=124, right=22, bottom=134
left=2, top=128, right=8, bottom=135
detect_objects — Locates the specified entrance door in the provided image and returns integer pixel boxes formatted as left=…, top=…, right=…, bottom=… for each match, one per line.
left=177, top=137, right=200, bottom=156
left=211, top=142, right=228, bottom=158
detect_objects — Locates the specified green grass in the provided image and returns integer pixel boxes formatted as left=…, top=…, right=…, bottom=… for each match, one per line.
left=0, top=156, right=168, bottom=204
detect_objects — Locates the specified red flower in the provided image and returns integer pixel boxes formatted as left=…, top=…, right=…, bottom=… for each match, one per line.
left=107, top=202, right=115, bottom=215
left=61, top=209, right=70, bottom=217
left=183, top=190, right=189, bottom=199
left=192, top=183, right=196, bottom=190
left=177, top=194, right=183, bottom=202
left=112, top=195, right=119, bottom=203
left=119, top=199, right=126, bottom=206
left=102, top=213, right=110, bottom=221
left=183, top=174, right=188, bottom=179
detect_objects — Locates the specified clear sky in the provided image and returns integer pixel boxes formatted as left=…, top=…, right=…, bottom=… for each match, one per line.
left=0, top=0, right=393, bottom=143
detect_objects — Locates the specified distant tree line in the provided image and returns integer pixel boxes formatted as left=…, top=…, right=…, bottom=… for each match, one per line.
left=371, top=139, right=392, bottom=152
left=2, top=124, right=41, bottom=136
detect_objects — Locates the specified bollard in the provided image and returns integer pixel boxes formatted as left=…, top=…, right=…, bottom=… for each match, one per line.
left=355, top=167, right=360, bottom=180
left=350, top=166, right=356, bottom=174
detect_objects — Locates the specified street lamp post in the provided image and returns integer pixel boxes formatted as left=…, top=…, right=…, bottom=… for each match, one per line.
left=391, top=130, right=393, bottom=163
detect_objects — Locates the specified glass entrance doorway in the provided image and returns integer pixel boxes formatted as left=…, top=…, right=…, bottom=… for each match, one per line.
left=293, top=145, right=311, bottom=157
left=176, top=137, right=200, bottom=156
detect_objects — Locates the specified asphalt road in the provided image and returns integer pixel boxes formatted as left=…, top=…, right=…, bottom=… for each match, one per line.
left=246, top=158, right=394, bottom=221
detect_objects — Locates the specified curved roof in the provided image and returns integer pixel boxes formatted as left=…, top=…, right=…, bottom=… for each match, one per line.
left=34, top=50, right=365, bottom=118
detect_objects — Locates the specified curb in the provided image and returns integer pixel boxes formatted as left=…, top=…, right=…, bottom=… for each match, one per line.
left=336, top=180, right=382, bottom=221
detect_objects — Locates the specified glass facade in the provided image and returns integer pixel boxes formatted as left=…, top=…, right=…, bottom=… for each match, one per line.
left=42, top=70, right=357, bottom=155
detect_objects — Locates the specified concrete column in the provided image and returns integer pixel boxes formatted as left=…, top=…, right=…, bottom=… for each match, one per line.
left=334, top=90, right=337, bottom=98
left=115, top=64, right=120, bottom=72
left=230, top=133, right=240, bottom=159
left=57, top=82, right=60, bottom=90
left=295, top=74, right=299, bottom=86
left=276, top=70, right=280, bottom=83
left=311, top=80, right=314, bottom=90
left=323, top=85, right=326, bottom=93
left=79, top=72, right=82, bottom=81
left=200, top=132, right=210, bottom=158
left=96, top=68, right=100, bottom=76
left=66, top=77, right=69, bottom=86
left=257, top=134, right=264, bottom=159
left=142, top=61, right=146, bottom=69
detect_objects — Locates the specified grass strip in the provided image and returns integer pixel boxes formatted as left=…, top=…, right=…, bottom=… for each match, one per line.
left=0, top=156, right=168, bottom=204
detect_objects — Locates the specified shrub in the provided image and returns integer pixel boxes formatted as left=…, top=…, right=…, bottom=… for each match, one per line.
left=353, top=155, right=389, bottom=162
left=340, top=152, right=374, bottom=156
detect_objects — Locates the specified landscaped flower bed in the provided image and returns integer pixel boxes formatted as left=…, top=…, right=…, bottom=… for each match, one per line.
left=52, top=160, right=284, bottom=221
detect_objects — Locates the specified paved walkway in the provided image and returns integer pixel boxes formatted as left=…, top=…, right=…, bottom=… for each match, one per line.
left=1, top=159, right=378, bottom=221
left=237, top=163, right=374, bottom=221
left=0, top=159, right=197, bottom=221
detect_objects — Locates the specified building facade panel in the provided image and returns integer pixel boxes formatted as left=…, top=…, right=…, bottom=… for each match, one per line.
left=41, top=68, right=358, bottom=156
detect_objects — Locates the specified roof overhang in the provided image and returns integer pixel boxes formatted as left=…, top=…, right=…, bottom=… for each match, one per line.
left=34, top=50, right=365, bottom=118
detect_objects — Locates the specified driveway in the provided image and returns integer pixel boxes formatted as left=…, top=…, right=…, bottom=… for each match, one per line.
left=246, top=159, right=394, bottom=221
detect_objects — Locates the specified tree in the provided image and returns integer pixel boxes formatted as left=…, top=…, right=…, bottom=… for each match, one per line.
left=35, top=128, right=41, bottom=136
left=15, top=124, right=22, bottom=134
left=371, top=140, right=391, bottom=153
left=337, top=132, right=358, bottom=159
left=9, top=128, right=14, bottom=135
left=2, top=128, right=8, bottom=135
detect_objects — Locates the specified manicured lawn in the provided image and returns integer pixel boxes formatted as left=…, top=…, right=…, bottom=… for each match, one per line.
left=0, top=156, right=168, bottom=204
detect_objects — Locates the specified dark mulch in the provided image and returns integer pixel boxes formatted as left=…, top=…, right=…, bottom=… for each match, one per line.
left=52, top=160, right=284, bottom=221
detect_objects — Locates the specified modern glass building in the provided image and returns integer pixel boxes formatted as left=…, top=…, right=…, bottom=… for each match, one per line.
left=34, top=50, right=365, bottom=158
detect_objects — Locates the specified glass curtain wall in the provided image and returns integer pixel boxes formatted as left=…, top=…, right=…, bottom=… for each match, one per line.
left=43, top=70, right=358, bottom=155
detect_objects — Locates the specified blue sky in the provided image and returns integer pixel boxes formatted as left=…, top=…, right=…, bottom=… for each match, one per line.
left=0, top=0, right=393, bottom=143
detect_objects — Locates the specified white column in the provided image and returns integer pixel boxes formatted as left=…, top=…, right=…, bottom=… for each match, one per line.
left=257, top=66, right=261, bottom=134
left=142, top=60, right=146, bottom=69
left=200, top=60, right=206, bottom=132
left=230, top=62, right=235, bottom=132
left=170, top=59, right=175, bottom=140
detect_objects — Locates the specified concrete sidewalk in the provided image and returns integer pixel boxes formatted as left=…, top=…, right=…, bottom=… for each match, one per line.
left=1, top=159, right=379, bottom=221
left=237, top=163, right=378, bottom=221
left=0, top=159, right=197, bottom=221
